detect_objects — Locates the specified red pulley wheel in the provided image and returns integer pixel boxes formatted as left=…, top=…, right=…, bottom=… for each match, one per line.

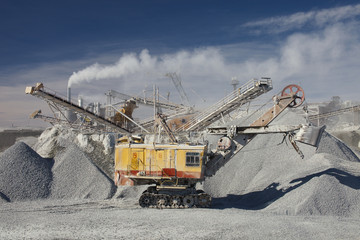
left=281, top=84, right=305, bottom=108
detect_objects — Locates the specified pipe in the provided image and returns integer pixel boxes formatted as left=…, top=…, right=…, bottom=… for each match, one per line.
left=78, top=96, right=83, bottom=108
left=67, top=87, right=71, bottom=102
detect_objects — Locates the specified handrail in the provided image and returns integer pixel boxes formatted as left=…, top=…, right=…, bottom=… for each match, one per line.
left=176, top=78, right=272, bottom=131
left=127, top=163, right=170, bottom=178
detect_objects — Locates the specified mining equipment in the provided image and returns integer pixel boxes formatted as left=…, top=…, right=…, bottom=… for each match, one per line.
left=25, top=80, right=323, bottom=208
left=138, top=77, right=273, bottom=132
left=114, top=84, right=324, bottom=208
left=112, top=99, right=138, bottom=128
left=24, top=83, right=145, bottom=134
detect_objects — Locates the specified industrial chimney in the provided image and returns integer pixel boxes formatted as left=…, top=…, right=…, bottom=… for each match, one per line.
left=78, top=95, right=83, bottom=108
left=67, top=87, right=71, bottom=102
left=65, top=86, right=77, bottom=122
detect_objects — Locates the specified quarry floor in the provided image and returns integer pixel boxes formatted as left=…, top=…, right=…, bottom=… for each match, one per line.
left=1, top=199, right=360, bottom=240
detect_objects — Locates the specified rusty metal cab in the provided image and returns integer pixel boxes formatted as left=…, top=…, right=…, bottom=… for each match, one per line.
left=114, top=136, right=207, bottom=187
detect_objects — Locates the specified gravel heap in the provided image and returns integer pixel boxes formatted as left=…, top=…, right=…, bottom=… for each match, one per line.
left=331, top=129, right=360, bottom=153
left=0, top=141, right=116, bottom=203
left=50, top=144, right=116, bottom=200
left=34, top=125, right=116, bottom=178
left=204, top=109, right=360, bottom=216
left=0, top=142, right=53, bottom=202
left=264, top=154, right=360, bottom=217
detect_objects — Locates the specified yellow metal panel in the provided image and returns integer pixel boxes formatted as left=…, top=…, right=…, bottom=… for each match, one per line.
left=175, top=149, right=202, bottom=173
left=115, top=146, right=146, bottom=171
left=130, top=148, right=144, bottom=171
left=176, top=149, right=186, bottom=170
left=114, top=146, right=123, bottom=170
left=169, top=149, right=175, bottom=169
left=145, top=149, right=151, bottom=172
left=122, top=147, right=130, bottom=170
left=115, top=143, right=207, bottom=177
left=114, top=147, right=121, bottom=170
left=150, top=149, right=157, bottom=169
left=130, top=151, right=139, bottom=170
left=157, top=150, right=165, bottom=168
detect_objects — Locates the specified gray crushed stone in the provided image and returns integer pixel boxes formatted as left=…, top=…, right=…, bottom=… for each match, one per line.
left=204, top=109, right=360, bottom=216
left=0, top=142, right=53, bottom=202
left=50, top=144, right=117, bottom=200
left=113, top=185, right=148, bottom=200
left=264, top=155, right=360, bottom=217
left=317, top=131, right=359, bottom=162
left=0, top=192, right=10, bottom=203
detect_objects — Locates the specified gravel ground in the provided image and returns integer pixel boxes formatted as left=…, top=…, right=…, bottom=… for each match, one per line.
left=0, top=199, right=360, bottom=240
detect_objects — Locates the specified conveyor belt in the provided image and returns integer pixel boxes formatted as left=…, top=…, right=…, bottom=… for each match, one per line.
left=308, top=105, right=360, bottom=120
left=177, top=78, right=273, bottom=132
left=26, top=85, right=131, bottom=134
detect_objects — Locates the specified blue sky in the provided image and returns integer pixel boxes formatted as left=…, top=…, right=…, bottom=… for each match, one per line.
left=1, top=0, right=360, bottom=127
left=0, top=0, right=351, bottom=70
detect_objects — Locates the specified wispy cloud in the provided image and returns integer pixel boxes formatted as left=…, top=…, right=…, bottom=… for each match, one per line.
left=242, top=4, right=360, bottom=34
left=66, top=19, right=360, bottom=105
left=3, top=3, right=360, bottom=127
left=6, top=16, right=360, bottom=106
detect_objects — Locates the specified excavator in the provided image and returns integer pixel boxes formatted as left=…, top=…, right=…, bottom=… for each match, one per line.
left=114, top=84, right=325, bottom=208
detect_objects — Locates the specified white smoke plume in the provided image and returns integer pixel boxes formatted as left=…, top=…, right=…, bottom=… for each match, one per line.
left=67, top=48, right=229, bottom=88
left=67, top=13, right=360, bottom=103
left=68, top=50, right=152, bottom=87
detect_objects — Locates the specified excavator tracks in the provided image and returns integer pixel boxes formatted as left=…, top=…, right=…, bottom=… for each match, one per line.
left=139, top=191, right=212, bottom=209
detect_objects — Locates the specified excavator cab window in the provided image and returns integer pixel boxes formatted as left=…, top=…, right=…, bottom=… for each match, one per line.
left=186, top=152, right=200, bottom=166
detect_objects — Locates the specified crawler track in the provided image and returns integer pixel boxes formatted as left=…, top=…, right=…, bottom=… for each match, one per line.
left=139, top=191, right=211, bottom=209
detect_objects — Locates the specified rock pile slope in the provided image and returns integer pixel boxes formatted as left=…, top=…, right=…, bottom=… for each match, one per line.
left=204, top=109, right=360, bottom=216
left=0, top=142, right=117, bottom=203
left=34, top=125, right=116, bottom=178
left=50, top=144, right=116, bottom=200
left=0, top=142, right=53, bottom=202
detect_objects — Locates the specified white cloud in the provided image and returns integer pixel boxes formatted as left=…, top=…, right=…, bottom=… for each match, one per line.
left=243, top=4, right=360, bottom=34
left=231, top=22, right=360, bottom=101
left=3, top=4, right=360, bottom=127
left=7, top=18, right=360, bottom=106
left=66, top=18, right=360, bottom=105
